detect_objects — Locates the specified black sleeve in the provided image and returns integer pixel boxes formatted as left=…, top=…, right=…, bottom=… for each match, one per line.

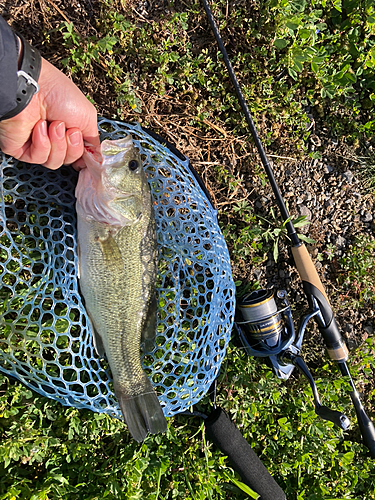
left=0, top=16, right=19, bottom=119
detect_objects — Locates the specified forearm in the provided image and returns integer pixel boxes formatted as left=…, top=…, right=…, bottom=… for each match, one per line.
left=0, top=16, right=20, bottom=118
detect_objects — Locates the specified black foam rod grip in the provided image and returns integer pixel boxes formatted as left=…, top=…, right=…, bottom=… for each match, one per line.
left=204, top=408, right=286, bottom=500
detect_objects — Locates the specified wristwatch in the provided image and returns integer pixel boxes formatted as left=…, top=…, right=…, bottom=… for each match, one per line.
left=0, top=33, right=41, bottom=121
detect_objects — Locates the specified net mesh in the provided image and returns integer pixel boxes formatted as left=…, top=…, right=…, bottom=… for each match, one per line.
left=0, top=118, right=235, bottom=418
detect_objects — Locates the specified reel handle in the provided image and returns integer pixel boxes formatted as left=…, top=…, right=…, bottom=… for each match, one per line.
left=283, top=352, right=350, bottom=430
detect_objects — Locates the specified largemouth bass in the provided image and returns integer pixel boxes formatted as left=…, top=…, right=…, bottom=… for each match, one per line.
left=75, top=136, right=167, bottom=442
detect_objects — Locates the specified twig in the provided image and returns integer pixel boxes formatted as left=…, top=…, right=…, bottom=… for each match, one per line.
left=45, top=0, right=75, bottom=29
left=131, top=7, right=152, bottom=23
left=202, top=118, right=227, bottom=137
left=98, top=54, right=122, bottom=84
left=267, top=154, right=299, bottom=161
left=194, top=161, right=227, bottom=166
left=216, top=196, right=249, bottom=207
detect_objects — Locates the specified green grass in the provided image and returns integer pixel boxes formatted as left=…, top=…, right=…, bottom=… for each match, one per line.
left=1, top=0, right=375, bottom=498
left=1, top=339, right=375, bottom=499
left=337, top=235, right=375, bottom=308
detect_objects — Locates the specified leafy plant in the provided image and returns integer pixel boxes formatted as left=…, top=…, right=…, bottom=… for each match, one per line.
left=270, top=0, right=375, bottom=112
left=1, top=337, right=375, bottom=500
left=337, top=235, right=375, bottom=307
left=256, top=208, right=315, bottom=262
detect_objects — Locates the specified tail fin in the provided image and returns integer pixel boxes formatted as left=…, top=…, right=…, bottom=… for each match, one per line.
left=116, top=386, right=167, bottom=442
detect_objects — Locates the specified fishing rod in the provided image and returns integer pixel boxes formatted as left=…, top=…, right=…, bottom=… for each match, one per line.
left=201, top=0, right=375, bottom=458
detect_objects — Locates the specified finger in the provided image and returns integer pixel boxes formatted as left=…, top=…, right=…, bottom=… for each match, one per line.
left=64, top=128, right=84, bottom=165
left=81, top=105, right=100, bottom=147
left=19, top=120, right=51, bottom=165
left=43, top=121, right=68, bottom=170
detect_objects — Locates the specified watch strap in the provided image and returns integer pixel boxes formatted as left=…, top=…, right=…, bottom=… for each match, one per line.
left=0, top=34, right=41, bottom=121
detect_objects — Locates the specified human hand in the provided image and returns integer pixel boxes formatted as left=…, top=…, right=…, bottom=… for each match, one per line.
left=0, top=57, right=99, bottom=170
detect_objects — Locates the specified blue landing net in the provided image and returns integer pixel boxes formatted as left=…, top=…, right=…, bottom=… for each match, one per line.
left=0, top=118, right=235, bottom=418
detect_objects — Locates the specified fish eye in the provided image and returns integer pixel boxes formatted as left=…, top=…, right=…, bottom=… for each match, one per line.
left=128, top=160, right=139, bottom=171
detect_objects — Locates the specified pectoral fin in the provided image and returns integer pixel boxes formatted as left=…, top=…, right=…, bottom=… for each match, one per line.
left=97, top=230, right=122, bottom=266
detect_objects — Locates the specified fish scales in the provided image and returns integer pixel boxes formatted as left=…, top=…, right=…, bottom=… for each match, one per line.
left=75, top=136, right=167, bottom=441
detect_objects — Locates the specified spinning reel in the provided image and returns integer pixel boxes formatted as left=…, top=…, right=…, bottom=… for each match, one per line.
left=235, top=289, right=351, bottom=431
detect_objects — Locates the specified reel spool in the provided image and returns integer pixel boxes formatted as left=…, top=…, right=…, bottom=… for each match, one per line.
left=236, top=289, right=294, bottom=361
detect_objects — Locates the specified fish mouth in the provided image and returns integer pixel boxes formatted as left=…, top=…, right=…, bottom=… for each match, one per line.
left=101, top=136, right=134, bottom=156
